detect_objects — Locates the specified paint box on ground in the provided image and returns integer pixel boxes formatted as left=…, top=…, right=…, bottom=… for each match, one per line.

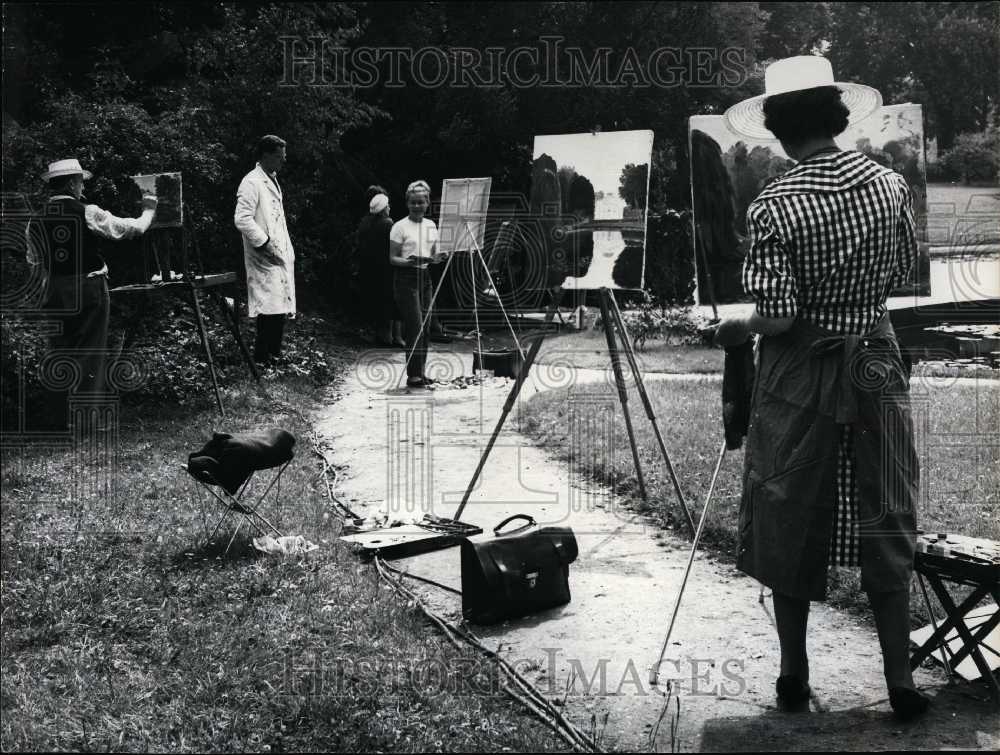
left=472, top=349, right=524, bottom=379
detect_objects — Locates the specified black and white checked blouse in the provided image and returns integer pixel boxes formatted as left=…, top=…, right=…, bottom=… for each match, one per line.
left=743, top=150, right=917, bottom=335
left=742, top=150, right=919, bottom=567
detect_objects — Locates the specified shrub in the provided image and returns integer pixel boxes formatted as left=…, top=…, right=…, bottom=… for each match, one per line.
left=613, top=298, right=705, bottom=351
left=940, top=130, right=1000, bottom=185
left=925, top=160, right=958, bottom=184
left=657, top=305, right=704, bottom=345
left=644, top=210, right=697, bottom=309
left=621, top=298, right=663, bottom=352
left=0, top=298, right=342, bottom=420
left=0, top=314, right=49, bottom=425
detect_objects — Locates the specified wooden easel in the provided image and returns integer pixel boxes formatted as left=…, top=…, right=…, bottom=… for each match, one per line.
left=109, top=217, right=260, bottom=416
left=454, top=286, right=696, bottom=535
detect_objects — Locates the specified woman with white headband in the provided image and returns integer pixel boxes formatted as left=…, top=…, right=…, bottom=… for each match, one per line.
left=390, top=180, right=448, bottom=387
left=357, top=185, right=404, bottom=348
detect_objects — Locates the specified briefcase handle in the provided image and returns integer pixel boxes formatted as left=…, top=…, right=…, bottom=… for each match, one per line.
left=493, top=514, right=537, bottom=536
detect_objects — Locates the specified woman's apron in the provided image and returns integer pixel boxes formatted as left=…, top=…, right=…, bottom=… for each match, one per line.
left=736, top=314, right=919, bottom=601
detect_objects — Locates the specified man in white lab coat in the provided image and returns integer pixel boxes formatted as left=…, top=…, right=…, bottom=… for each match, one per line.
left=234, top=134, right=296, bottom=364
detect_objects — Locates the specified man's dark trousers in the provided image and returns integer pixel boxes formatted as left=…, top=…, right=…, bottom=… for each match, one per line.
left=254, top=313, right=286, bottom=363
left=41, top=274, right=111, bottom=426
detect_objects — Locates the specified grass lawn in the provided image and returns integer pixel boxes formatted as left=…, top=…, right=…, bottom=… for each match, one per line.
left=518, top=376, right=1000, bottom=618
left=535, top=329, right=724, bottom=373
left=1, top=358, right=568, bottom=751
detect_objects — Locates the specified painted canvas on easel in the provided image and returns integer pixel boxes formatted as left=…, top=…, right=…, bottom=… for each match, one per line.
left=129, top=172, right=184, bottom=282
left=688, top=104, right=930, bottom=306
left=130, top=172, right=184, bottom=229
left=530, top=130, right=653, bottom=290
left=438, top=177, right=492, bottom=254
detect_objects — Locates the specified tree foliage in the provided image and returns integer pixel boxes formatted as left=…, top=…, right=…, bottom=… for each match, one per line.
left=826, top=2, right=999, bottom=150
left=618, top=163, right=649, bottom=210
left=3, top=2, right=381, bottom=307
left=940, top=128, right=1000, bottom=184
left=3, top=0, right=995, bottom=320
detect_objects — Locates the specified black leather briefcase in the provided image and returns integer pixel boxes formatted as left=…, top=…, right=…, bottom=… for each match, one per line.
left=460, top=515, right=578, bottom=625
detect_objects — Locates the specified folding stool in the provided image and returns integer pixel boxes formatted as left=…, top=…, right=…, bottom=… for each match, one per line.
left=185, top=428, right=295, bottom=554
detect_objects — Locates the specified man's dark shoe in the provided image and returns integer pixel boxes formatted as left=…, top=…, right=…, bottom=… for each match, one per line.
left=406, top=376, right=436, bottom=389
left=429, top=332, right=452, bottom=343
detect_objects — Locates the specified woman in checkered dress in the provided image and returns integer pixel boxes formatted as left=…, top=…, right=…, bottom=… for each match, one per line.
left=715, top=57, right=928, bottom=719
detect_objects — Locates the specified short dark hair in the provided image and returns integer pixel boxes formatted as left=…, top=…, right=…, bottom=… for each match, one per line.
left=365, top=184, right=388, bottom=203
left=763, top=86, right=850, bottom=145
left=48, top=175, right=79, bottom=194
left=257, top=134, right=287, bottom=159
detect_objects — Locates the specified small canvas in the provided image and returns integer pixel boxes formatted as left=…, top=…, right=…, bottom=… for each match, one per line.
left=438, top=177, right=492, bottom=254
left=688, top=104, right=930, bottom=305
left=529, top=129, right=653, bottom=290
left=130, top=172, right=183, bottom=229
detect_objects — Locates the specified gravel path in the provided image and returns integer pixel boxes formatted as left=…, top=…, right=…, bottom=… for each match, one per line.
left=314, top=348, right=999, bottom=752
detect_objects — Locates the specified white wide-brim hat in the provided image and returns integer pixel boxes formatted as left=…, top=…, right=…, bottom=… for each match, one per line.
left=42, top=158, right=93, bottom=181
left=724, top=56, right=882, bottom=140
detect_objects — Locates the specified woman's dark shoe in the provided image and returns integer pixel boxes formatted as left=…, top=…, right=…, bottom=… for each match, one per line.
left=393, top=339, right=407, bottom=349
left=889, top=687, right=929, bottom=720
left=775, top=675, right=811, bottom=705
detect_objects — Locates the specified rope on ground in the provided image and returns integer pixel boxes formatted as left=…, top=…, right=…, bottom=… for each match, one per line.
left=308, top=436, right=360, bottom=521
left=373, top=555, right=604, bottom=753
left=378, top=558, right=463, bottom=597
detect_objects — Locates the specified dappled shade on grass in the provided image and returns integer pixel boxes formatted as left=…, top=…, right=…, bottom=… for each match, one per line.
left=1, top=376, right=570, bottom=752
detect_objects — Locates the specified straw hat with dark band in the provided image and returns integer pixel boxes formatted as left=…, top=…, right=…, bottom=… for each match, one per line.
left=42, top=158, right=93, bottom=181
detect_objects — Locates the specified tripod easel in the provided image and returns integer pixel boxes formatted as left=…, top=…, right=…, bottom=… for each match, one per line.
left=453, top=285, right=695, bottom=535
left=400, top=217, right=529, bottom=386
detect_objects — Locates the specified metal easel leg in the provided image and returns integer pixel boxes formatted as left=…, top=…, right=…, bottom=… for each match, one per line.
left=401, top=251, right=458, bottom=385
left=454, top=293, right=563, bottom=521
left=189, top=282, right=225, bottom=416
left=650, top=439, right=728, bottom=685
left=598, top=288, right=647, bottom=501
left=468, top=223, right=527, bottom=359
left=606, top=290, right=696, bottom=535
left=212, top=288, right=260, bottom=383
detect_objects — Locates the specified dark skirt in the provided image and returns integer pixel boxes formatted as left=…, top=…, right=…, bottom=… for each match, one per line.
left=736, top=315, right=918, bottom=600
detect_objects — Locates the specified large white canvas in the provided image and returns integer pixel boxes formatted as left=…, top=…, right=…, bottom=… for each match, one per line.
left=530, top=129, right=653, bottom=290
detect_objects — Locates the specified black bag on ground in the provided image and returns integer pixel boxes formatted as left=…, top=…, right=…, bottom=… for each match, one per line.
left=460, top=515, right=578, bottom=625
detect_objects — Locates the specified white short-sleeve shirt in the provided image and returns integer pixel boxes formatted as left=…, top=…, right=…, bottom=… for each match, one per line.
left=389, top=217, right=438, bottom=259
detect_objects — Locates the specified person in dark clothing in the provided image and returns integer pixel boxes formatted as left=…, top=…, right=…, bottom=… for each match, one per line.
left=358, top=185, right=403, bottom=347
left=27, top=158, right=157, bottom=428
